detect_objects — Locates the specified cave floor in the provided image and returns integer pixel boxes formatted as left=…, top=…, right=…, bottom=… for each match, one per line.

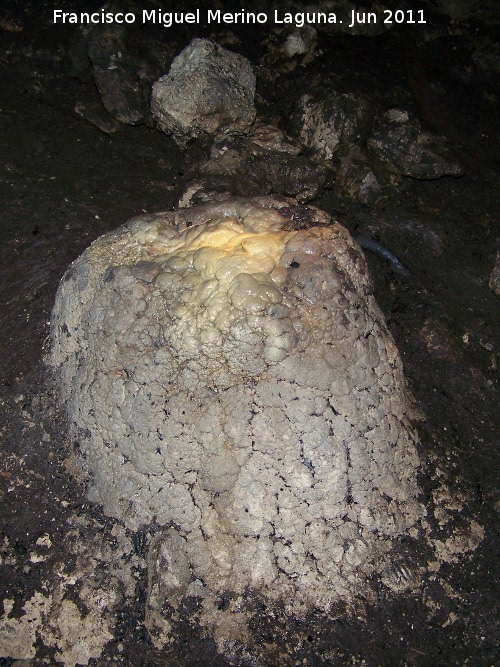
left=0, top=2, right=498, bottom=665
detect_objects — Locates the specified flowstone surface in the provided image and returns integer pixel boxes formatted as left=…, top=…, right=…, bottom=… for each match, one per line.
left=50, top=196, right=425, bottom=646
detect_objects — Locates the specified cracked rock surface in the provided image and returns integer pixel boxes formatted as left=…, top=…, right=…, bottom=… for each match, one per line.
left=151, top=38, right=256, bottom=147
left=50, top=197, right=424, bottom=644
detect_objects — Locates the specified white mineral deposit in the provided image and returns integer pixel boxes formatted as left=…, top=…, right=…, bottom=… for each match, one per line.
left=50, top=196, right=425, bottom=646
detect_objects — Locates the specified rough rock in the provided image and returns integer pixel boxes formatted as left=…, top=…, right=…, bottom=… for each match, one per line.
left=69, top=16, right=174, bottom=126
left=290, top=89, right=374, bottom=162
left=280, top=25, right=317, bottom=61
left=262, top=26, right=318, bottom=70
left=180, top=122, right=333, bottom=205
left=334, top=145, right=401, bottom=205
left=151, top=39, right=256, bottom=147
left=87, top=26, right=150, bottom=125
left=50, top=196, right=425, bottom=647
left=74, top=95, right=120, bottom=134
left=367, top=109, right=464, bottom=179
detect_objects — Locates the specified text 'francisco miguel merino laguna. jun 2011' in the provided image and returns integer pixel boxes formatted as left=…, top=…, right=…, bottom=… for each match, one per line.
left=53, top=7, right=426, bottom=29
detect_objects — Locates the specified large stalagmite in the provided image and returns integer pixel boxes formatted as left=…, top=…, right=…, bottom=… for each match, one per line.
left=50, top=196, right=424, bottom=645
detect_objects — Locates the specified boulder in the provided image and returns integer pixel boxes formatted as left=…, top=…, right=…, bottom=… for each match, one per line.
left=180, top=122, right=333, bottom=204
left=50, top=197, right=424, bottom=646
left=367, top=109, right=464, bottom=179
left=151, top=39, right=256, bottom=147
left=334, top=145, right=401, bottom=205
left=290, top=90, right=374, bottom=162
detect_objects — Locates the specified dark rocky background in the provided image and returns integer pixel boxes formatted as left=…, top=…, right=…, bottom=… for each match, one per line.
left=0, top=1, right=498, bottom=665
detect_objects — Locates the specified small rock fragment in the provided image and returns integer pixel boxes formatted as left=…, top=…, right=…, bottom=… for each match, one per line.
left=334, top=145, right=400, bottom=205
left=74, top=97, right=120, bottom=134
left=290, top=89, right=374, bottom=162
left=180, top=122, right=332, bottom=204
left=367, top=109, right=464, bottom=179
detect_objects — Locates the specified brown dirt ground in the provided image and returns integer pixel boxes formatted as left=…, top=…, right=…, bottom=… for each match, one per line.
left=0, top=2, right=498, bottom=665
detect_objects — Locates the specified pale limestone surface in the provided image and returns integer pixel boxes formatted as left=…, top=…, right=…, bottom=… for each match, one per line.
left=151, top=39, right=256, bottom=146
left=50, top=197, right=425, bottom=647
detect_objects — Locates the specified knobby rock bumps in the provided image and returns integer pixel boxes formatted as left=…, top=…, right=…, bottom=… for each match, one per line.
left=50, top=197, right=424, bottom=644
